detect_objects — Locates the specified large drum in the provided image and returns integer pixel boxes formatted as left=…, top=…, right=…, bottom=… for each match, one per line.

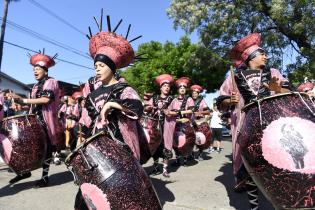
left=65, top=131, right=161, bottom=210
left=0, top=114, right=47, bottom=174
left=140, top=115, right=162, bottom=155
left=173, top=119, right=195, bottom=156
left=238, top=92, right=315, bottom=209
left=194, top=118, right=212, bottom=151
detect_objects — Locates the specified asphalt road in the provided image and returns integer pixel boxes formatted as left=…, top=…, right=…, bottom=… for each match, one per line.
left=0, top=137, right=274, bottom=210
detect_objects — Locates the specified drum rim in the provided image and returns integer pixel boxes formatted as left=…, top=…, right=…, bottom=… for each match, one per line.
left=2, top=114, right=35, bottom=121
left=242, top=92, right=309, bottom=112
left=65, top=131, right=105, bottom=165
left=141, top=114, right=159, bottom=121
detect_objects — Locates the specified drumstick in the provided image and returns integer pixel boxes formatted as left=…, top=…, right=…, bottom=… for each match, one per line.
left=230, top=65, right=237, bottom=93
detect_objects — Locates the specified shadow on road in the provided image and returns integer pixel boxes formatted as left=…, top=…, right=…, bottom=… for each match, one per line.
left=0, top=170, right=74, bottom=198
left=215, top=155, right=274, bottom=210
left=150, top=177, right=175, bottom=207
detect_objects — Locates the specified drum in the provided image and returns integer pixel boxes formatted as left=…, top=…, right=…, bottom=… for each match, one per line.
left=194, top=118, right=212, bottom=151
left=0, top=114, right=47, bottom=174
left=65, top=131, right=161, bottom=210
left=238, top=92, right=315, bottom=209
left=140, top=115, right=162, bottom=155
left=173, top=119, right=195, bottom=156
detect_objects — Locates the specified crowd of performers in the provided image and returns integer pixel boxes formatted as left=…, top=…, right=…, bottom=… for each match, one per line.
left=0, top=14, right=315, bottom=209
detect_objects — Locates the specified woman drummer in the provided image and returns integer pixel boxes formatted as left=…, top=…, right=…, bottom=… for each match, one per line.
left=217, top=33, right=292, bottom=210
left=144, top=74, right=174, bottom=177
left=164, top=77, right=195, bottom=167
left=190, top=84, right=211, bottom=160
left=11, top=51, right=60, bottom=188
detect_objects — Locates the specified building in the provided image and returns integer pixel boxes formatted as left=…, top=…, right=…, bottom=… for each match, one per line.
left=0, top=72, right=30, bottom=97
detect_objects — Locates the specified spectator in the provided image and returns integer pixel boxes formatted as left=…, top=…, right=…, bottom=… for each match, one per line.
left=209, top=105, right=223, bottom=153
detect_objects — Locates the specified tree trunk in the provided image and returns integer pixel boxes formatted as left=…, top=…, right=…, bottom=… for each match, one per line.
left=0, top=0, right=10, bottom=76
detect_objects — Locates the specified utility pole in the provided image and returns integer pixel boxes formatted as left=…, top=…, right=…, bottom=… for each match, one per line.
left=0, top=0, right=10, bottom=78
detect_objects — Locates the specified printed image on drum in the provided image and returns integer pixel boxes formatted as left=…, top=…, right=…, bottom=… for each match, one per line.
left=0, top=114, right=47, bottom=175
left=65, top=132, right=161, bottom=210
left=238, top=92, right=315, bottom=209
left=194, top=121, right=212, bottom=151
left=173, top=120, right=195, bottom=156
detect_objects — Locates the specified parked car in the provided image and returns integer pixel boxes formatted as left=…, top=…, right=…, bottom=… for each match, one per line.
left=222, top=125, right=232, bottom=137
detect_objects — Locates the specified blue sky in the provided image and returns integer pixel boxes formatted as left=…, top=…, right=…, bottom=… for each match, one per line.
left=0, top=0, right=198, bottom=85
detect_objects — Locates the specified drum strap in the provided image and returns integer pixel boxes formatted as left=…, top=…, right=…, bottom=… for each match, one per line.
left=179, top=95, right=189, bottom=111
left=192, top=96, right=203, bottom=112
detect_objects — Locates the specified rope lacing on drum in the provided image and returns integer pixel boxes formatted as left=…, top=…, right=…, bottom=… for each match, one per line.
left=296, top=92, right=315, bottom=116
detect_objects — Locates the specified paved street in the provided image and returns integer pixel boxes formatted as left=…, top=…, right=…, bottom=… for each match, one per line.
left=0, top=138, right=273, bottom=210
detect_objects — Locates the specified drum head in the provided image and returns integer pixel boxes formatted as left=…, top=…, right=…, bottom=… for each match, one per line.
left=81, top=183, right=111, bottom=210
left=195, top=132, right=206, bottom=145
left=177, top=132, right=186, bottom=148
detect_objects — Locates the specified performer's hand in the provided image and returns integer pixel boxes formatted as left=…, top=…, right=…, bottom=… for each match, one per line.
left=263, top=77, right=283, bottom=93
left=163, top=109, right=170, bottom=117
left=100, top=102, right=113, bottom=125
left=230, top=92, right=239, bottom=104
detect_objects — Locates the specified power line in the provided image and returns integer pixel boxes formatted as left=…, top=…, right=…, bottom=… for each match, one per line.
left=27, top=0, right=86, bottom=36
left=4, top=40, right=94, bottom=70
left=1, top=17, right=91, bottom=60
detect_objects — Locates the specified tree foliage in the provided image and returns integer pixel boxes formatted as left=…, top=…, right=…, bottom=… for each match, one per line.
left=167, top=0, right=315, bottom=82
left=121, top=37, right=228, bottom=96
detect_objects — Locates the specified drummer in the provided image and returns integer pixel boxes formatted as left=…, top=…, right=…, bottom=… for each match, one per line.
left=217, top=33, right=292, bottom=209
left=190, top=84, right=211, bottom=160
left=11, top=51, right=60, bottom=188
left=164, top=77, right=194, bottom=167
left=144, top=74, right=174, bottom=177
left=74, top=16, right=145, bottom=209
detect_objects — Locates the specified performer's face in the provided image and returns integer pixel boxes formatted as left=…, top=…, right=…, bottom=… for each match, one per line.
left=178, top=86, right=186, bottom=95
left=33, top=66, right=47, bottom=81
left=248, top=52, right=268, bottom=69
left=160, top=83, right=170, bottom=95
left=94, top=61, right=113, bottom=83
left=192, top=91, right=199, bottom=99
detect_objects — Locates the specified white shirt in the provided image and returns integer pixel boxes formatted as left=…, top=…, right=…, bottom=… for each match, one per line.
left=210, top=111, right=223, bottom=128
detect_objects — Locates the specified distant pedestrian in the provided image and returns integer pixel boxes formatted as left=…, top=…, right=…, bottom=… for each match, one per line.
left=209, top=105, right=223, bottom=153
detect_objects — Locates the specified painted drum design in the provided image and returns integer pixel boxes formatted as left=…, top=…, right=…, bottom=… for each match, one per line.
left=173, top=121, right=195, bottom=156
left=65, top=132, right=161, bottom=210
left=238, top=92, right=315, bottom=209
left=0, top=114, right=47, bottom=174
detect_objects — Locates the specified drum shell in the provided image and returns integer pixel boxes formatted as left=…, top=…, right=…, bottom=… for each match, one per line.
left=238, top=93, right=315, bottom=209
left=0, top=114, right=47, bottom=174
left=140, top=116, right=162, bottom=156
left=66, top=134, right=161, bottom=210
left=194, top=121, right=212, bottom=151
left=173, top=121, right=195, bottom=156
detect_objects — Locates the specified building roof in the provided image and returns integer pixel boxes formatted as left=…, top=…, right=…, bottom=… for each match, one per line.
left=0, top=71, right=31, bottom=91
left=28, top=80, right=80, bottom=96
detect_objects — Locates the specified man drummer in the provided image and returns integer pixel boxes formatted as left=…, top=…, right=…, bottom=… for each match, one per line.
left=190, top=84, right=211, bottom=160
left=217, top=33, right=292, bottom=209
left=11, top=51, right=60, bottom=188
left=143, top=74, right=174, bottom=177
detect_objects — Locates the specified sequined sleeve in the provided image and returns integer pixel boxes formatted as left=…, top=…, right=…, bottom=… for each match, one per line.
left=115, top=87, right=143, bottom=119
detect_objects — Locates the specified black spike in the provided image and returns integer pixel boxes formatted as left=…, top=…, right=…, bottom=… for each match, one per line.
left=27, top=52, right=32, bottom=58
left=106, top=15, right=111, bottom=32
left=125, top=24, right=131, bottom=39
left=135, top=53, right=146, bottom=58
left=52, top=53, right=58, bottom=59
left=86, top=34, right=91, bottom=40
left=100, top=9, right=103, bottom=31
left=93, top=16, right=100, bottom=31
left=42, top=48, right=45, bottom=54
left=129, top=35, right=142, bottom=43
left=113, top=19, right=123, bottom=33
left=39, top=50, right=41, bottom=53
left=88, top=27, right=93, bottom=37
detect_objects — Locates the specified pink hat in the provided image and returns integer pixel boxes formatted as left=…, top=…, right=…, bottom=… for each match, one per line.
left=30, top=53, right=56, bottom=69
left=190, top=84, right=203, bottom=92
left=89, top=32, right=134, bottom=69
left=155, top=74, right=174, bottom=86
left=175, top=77, right=190, bottom=88
left=72, top=91, right=83, bottom=100
left=229, top=33, right=261, bottom=68
left=297, top=82, right=314, bottom=92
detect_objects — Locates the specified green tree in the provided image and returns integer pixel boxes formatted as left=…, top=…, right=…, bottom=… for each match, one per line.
left=121, top=37, right=228, bottom=96
left=167, top=0, right=315, bottom=82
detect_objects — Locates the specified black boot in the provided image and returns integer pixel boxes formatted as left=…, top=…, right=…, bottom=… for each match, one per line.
left=9, top=172, right=32, bottom=184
